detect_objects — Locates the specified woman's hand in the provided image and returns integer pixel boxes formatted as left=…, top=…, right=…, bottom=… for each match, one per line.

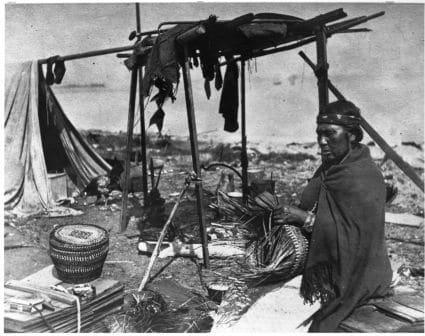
left=273, top=205, right=308, bottom=225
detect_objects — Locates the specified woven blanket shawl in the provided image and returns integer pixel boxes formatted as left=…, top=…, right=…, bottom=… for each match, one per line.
left=299, top=144, right=393, bottom=332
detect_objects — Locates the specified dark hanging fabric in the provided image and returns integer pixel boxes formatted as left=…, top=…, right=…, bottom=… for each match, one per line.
left=238, top=22, right=288, bottom=49
left=151, top=78, right=176, bottom=103
left=204, top=79, right=211, bottom=99
left=45, top=56, right=66, bottom=85
left=214, top=64, right=223, bottom=90
left=197, top=15, right=219, bottom=81
left=149, top=107, right=165, bottom=133
left=53, top=60, right=66, bottom=84
left=193, top=56, right=199, bottom=67
left=218, top=60, right=239, bottom=132
left=46, top=58, right=56, bottom=86
left=148, top=77, right=175, bottom=134
left=141, top=35, right=157, bottom=47
left=142, top=23, right=195, bottom=96
left=198, top=44, right=218, bottom=81
left=299, top=144, right=393, bottom=332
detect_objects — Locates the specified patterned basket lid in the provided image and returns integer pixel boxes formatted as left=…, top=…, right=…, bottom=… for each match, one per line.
left=53, top=224, right=107, bottom=246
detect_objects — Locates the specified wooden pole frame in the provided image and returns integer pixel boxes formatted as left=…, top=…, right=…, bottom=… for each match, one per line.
left=120, top=68, right=138, bottom=232
left=135, top=3, right=149, bottom=203
left=240, top=60, right=249, bottom=203
left=315, top=26, right=329, bottom=113
left=181, top=46, right=210, bottom=268
left=37, top=11, right=384, bottom=67
left=37, top=45, right=135, bottom=64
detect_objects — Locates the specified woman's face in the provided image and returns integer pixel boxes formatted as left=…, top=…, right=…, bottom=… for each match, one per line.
left=316, top=123, right=353, bottom=165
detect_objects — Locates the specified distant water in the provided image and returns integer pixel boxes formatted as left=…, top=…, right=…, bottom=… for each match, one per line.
left=54, top=86, right=319, bottom=149
left=53, top=84, right=423, bottom=151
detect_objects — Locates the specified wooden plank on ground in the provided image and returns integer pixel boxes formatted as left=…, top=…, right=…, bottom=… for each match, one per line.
left=394, top=321, right=424, bottom=333
left=392, top=294, right=424, bottom=313
left=5, top=280, right=76, bottom=305
left=385, top=212, right=423, bottom=227
left=339, top=305, right=407, bottom=332
left=372, top=298, right=424, bottom=323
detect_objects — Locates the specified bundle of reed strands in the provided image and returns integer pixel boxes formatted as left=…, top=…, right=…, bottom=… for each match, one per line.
left=242, top=224, right=309, bottom=286
left=115, top=289, right=213, bottom=333
left=216, top=190, right=310, bottom=286
left=211, top=191, right=253, bottom=220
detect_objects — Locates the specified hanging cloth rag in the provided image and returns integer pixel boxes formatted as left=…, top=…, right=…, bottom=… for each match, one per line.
left=149, top=107, right=165, bottom=133
left=46, top=57, right=57, bottom=85
left=142, top=23, right=195, bottom=96
left=204, top=79, right=211, bottom=100
left=218, top=59, right=239, bottom=132
left=53, top=60, right=66, bottom=84
left=214, top=64, right=223, bottom=90
left=45, top=56, right=66, bottom=85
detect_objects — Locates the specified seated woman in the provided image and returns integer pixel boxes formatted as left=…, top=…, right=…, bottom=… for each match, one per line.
left=275, top=100, right=393, bottom=332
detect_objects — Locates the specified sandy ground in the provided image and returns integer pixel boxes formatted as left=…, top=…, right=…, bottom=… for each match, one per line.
left=211, top=276, right=320, bottom=333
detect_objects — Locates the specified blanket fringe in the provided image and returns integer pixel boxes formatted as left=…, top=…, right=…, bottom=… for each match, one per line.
left=300, top=263, right=337, bottom=305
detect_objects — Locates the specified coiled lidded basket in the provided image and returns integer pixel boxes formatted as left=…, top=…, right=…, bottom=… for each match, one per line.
left=49, top=224, right=109, bottom=284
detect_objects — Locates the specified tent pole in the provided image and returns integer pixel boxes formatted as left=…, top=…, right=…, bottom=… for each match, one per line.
left=120, top=68, right=138, bottom=232
left=181, top=46, right=210, bottom=268
left=138, top=70, right=148, bottom=205
left=38, top=45, right=135, bottom=64
left=135, top=3, right=142, bottom=32
left=315, top=26, right=329, bottom=113
left=240, top=60, right=249, bottom=203
left=135, top=3, right=149, bottom=203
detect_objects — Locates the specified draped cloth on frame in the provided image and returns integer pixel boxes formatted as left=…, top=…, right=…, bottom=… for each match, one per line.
left=4, top=61, right=110, bottom=215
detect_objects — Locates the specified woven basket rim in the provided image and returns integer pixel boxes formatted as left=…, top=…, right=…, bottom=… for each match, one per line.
left=51, top=223, right=108, bottom=247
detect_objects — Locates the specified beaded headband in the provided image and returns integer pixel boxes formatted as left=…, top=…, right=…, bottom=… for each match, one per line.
left=316, top=113, right=361, bottom=127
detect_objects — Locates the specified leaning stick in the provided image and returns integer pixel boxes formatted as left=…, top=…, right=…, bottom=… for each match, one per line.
left=138, top=181, right=189, bottom=292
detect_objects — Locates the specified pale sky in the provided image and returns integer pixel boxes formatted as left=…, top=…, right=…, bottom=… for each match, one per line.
left=4, top=1, right=424, bottom=144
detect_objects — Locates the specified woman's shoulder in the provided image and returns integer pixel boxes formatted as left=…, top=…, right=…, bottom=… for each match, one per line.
left=325, top=144, right=385, bottom=192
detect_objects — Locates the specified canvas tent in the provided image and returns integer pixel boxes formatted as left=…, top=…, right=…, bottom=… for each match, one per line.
left=4, top=61, right=111, bottom=215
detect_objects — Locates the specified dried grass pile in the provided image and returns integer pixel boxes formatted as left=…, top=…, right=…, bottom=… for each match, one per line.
left=132, top=294, right=213, bottom=332
left=105, top=289, right=214, bottom=333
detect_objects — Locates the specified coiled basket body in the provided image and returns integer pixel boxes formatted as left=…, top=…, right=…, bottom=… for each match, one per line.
left=49, top=224, right=109, bottom=284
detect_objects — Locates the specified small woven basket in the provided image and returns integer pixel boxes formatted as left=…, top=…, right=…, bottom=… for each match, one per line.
left=49, top=224, right=109, bottom=284
left=242, top=224, right=309, bottom=285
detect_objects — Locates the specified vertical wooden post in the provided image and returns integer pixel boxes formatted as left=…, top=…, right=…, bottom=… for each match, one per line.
left=181, top=46, right=210, bottom=268
left=240, top=60, right=249, bottom=203
left=120, top=68, right=138, bottom=232
left=138, top=70, right=149, bottom=202
left=135, top=3, right=141, bottom=33
left=135, top=3, right=149, bottom=203
left=315, top=26, right=329, bottom=113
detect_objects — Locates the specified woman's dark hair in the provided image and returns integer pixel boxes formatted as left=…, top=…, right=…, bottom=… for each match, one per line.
left=322, top=100, right=364, bottom=143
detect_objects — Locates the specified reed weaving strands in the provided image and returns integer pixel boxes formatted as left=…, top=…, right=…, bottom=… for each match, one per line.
left=217, top=191, right=309, bottom=286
